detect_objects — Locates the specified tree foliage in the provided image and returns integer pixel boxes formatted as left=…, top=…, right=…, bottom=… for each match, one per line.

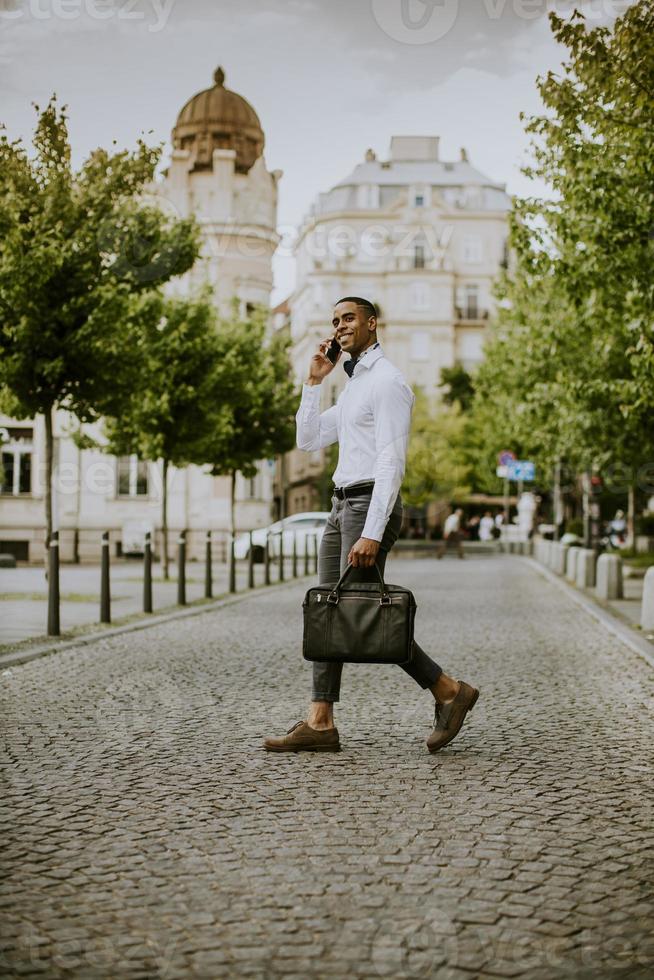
left=0, top=96, right=201, bottom=547
left=471, top=1, right=654, bottom=509
left=402, top=390, right=472, bottom=508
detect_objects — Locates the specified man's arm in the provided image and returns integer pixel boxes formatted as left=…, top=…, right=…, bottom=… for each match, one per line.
left=347, top=373, right=414, bottom=568
left=296, top=387, right=338, bottom=451
left=295, top=336, right=341, bottom=452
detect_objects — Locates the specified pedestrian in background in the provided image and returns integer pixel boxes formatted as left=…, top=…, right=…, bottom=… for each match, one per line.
left=436, top=508, right=465, bottom=560
left=479, top=511, right=495, bottom=542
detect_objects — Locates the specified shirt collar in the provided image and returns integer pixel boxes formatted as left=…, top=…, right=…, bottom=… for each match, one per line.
left=344, top=342, right=383, bottom=378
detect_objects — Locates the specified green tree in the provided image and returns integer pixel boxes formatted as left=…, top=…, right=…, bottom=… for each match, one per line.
left=205, top=307, right=298, bottom=541
left=105, top=292, right=234, bottom=579
left=440, top=364, right=475, bottom=412
left=471, top=1, right=654, bottom=537
left=402, top=390, right=472, bottom=508
left=0, top=97, right=201, bottom=552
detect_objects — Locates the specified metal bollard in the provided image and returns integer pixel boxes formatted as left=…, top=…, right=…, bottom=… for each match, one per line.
left=143, top=531, right=153, bottom=613
left=248, top=531, right=255, bottom=589
left=47, top=530, right=60, bottom=637
left=100, top=531, right=111, bottom=623
left=264, top=532, right=271, bottom=586
left=229, top=534, right=236, bottom=593
left=313, top=533, right=319, bottom=574
left=278, top=531, right=284, bottom=582
left=177, top=530, right=186, bottom=606
left=204, top=531, right=212, bottom=599
left=304, top=533, right=310, bottom=575
left=292, top=531, right=298, bottom=578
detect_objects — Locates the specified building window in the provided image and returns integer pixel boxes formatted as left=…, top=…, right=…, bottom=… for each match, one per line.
left=414, top=194, right=425, bottom=207
left=410, top=282, right=429, bottom=311
left=410, top=332, right=430, bottom=361
left=413, top=245, right=425, bottom=269
left=116, top=455, right=148, bottom=497
left=464, top=285, right=479, bottom=319
left=0, top=428, right=33, bottom=495
left=463, top=235, right=483, bottom=264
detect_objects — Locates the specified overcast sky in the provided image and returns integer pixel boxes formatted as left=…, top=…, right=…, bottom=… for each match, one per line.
left=0, top=0, right=632, bottom=302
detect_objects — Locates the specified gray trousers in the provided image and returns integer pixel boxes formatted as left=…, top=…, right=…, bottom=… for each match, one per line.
left=312, top=492, right=443, bottom=702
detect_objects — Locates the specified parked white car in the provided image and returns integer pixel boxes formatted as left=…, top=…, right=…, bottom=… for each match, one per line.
left=233, top=512, right=329, bottom=562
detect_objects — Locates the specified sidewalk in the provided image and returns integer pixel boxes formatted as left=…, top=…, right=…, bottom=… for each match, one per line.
left=1, top=554, right=652, bottom=978
left=0, top=559, right=298, bottom=646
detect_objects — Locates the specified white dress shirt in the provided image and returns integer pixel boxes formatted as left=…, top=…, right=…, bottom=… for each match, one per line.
left=296, top=345, right=415, bottom=542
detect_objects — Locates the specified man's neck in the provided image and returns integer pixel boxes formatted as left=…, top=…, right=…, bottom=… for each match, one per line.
left=351, top=338, right=378, bottom=360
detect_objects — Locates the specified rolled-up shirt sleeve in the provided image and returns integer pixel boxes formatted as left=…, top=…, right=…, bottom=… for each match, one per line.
left=362, top=375, right=414, bottom=542
left=296, top=383, right=339, bottom=451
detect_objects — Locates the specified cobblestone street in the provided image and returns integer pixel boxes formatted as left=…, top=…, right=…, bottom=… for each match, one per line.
left=1, top=554, right=653, bottom=979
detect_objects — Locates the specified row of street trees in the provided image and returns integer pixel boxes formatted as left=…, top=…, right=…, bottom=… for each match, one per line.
left=0, top=98, right=297, bottom=574
left=466, top=0, right=654, bottom=538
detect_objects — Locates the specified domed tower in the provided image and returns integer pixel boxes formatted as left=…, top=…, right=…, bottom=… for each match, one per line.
left=158, top=66, right=282, bottom=315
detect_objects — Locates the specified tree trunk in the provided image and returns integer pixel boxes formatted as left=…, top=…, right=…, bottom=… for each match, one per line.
left=162, top=458, right=169, bottom=580
left=44, top=406, right=55, bottom=565
left=230, top=470, right=236, bottom=541
left=627, top=483, right=636, bottom=550
left=553, top=458, right=562, bottom=541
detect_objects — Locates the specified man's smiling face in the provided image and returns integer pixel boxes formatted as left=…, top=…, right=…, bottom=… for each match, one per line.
left=332, top=301, right=376, bottom=359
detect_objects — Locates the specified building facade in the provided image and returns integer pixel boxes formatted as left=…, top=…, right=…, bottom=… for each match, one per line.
left=0, top=67, right=281, bottom=563
left=280, top=135, right=511, bottom=515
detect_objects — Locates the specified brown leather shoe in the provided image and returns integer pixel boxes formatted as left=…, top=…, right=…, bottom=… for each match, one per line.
left=263, top=720, right=341, bottom=753
left=426, top=681, right=479, bottom=753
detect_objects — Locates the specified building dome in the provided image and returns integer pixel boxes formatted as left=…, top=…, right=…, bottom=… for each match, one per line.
left=172, top=66, right=265, bottom=174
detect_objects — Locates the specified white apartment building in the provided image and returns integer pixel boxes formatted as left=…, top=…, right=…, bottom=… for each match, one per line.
left=0, top=67, right=281, bottom=563
left=282, top=135, right=511, bottom=514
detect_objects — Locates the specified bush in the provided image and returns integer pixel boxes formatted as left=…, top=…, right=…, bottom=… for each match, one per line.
left=566, top=519, right=584, bottom=537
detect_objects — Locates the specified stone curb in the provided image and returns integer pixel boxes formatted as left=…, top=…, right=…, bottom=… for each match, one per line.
left=0, top=576, right=310, bottom=671
left=522, top=556, right=654, bottom=672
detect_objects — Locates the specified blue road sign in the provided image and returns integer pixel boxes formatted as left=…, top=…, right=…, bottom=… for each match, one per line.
left=507, top=460, right=535, bottom=481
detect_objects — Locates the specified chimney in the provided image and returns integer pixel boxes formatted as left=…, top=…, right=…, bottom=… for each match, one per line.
left=460, top=147, right=469, bottom=162
left=365, top=148, right=377, bottom=162
left=390, top=136, right=439, bottom=162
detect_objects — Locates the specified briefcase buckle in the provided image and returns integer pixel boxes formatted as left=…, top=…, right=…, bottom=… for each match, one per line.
left=380, top=594, right=392, bottom=606
left=326, top=592, right=339, bottom=605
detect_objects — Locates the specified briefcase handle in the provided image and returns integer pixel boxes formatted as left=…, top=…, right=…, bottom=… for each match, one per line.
left=326, top=561, right=392, bottom=606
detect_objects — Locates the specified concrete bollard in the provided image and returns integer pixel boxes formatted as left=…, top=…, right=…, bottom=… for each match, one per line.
left=552, top=542, right=569, bottom=576
left=596, top=553, right=623, bottom=600
left=546, top=540, right=556, bottom=570
left=640, top=567, right=654, bottom=631
left=524, top=539, right=534, bottom=557
left=566, top=546, right=580, bottom=582
left=576, top=548, right=597, bottom=589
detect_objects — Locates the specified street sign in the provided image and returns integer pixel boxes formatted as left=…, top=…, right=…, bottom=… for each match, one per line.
left=507, top=460, right=535, bottom=481
left=498, top=450, right=516, bottom=466
left=496, top=465, right=508, bottom=479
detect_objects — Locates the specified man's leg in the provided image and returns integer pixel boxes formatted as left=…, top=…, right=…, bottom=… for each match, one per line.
left=263, top=501, right=343, bottom=752
left=307, top=506, right=343, bottom=731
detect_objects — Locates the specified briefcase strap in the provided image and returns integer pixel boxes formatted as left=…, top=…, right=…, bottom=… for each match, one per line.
left=327, top=561, right=391, bottom=606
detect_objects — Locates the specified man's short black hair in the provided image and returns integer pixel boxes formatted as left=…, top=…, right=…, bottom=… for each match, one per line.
left=334, top=296, right=378, bottom=320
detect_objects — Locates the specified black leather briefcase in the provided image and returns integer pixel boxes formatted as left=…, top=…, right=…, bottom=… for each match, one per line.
left=302, top=562, right=416, bottom=665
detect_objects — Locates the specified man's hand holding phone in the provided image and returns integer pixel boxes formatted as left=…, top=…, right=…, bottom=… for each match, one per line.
left=306, top=336, right=341, bottom=386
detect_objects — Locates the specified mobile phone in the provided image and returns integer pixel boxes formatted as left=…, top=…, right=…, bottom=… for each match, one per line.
left=326, top=337, right=341, bottom=364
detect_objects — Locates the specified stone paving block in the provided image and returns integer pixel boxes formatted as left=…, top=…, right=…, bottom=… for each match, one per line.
left=1, top=557, right=653, bottom=979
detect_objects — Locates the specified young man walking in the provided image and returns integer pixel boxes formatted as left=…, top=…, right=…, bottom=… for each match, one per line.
left=263, top=298, right=479, bottom=754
